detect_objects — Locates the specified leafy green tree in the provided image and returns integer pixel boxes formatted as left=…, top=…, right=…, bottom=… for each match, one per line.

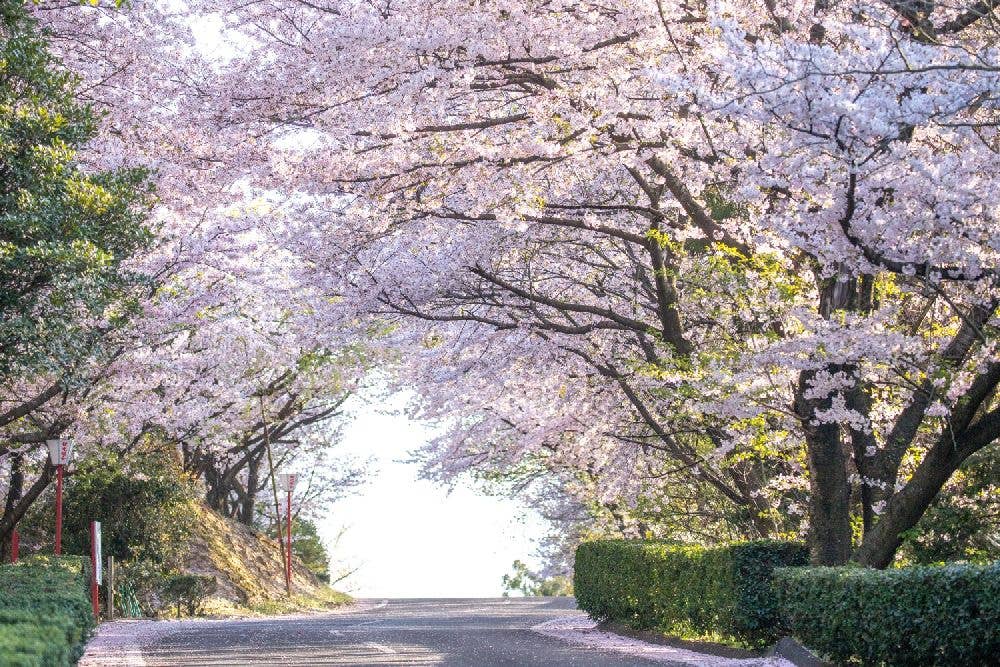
left=268, top=517, right=331, bottom=582
left=0, top=0, right=154, bottom=562
left=0, top=0, right=153, bottom=380
left=291, top=519, right=330, bottom=582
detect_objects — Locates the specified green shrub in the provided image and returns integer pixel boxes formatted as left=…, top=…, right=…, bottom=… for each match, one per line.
left=574, top=539, right=807, bottom=648
left=160, top=573, right=218, bottom=617
left=0, top=556, right=94, bottom=666
left=775, top=563, right=1000, bottom=666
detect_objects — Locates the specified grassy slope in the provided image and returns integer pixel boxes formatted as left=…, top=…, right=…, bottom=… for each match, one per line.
left=178, top=501, right=351, bottom=617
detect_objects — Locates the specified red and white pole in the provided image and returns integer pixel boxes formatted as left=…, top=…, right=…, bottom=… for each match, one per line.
left=285, top=488, right=292, bottom=591
left=54, top=464, right=64, bottom=555
left=278, top=472, right=297, bottom=595
left=10, top=529, right=19, bottom=563
left=47, top=439, right=74, bottom=556
left=90, top=521, right=101, bottom=618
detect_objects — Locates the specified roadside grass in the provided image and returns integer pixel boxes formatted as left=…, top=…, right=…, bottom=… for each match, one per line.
left=600, top=622, right=762, bottom=657
left=244, top=588, right=353, bottom=616
left=192, top=586, right=352, bottom=619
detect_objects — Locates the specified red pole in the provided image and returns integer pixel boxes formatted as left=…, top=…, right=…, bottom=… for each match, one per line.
left=10, top=529, right=19, bottom=563
left=285, top=489, right=292, bottom=592
left=90, top=521, right=99, bottom=618
left=54, top=464, right=64, bottom=556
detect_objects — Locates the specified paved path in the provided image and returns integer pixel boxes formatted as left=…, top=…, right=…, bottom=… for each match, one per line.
left=136, top=598, right=660, bottom=666
left=83, top=598, right=792, bottom=666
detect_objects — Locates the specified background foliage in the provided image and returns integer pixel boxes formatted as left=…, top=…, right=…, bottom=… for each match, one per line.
left=898, top=449, right=1000, bottom=565
left=501, top=559, right=573, bottom=597
left=22, top=444, right=193, bottom=567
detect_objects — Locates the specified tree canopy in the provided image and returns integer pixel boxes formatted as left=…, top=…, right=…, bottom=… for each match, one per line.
left=1, top=0, right=997, bottom=570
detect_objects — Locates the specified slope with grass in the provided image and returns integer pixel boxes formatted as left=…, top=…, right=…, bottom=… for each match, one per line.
left=175, top=502, right=351, bottom=617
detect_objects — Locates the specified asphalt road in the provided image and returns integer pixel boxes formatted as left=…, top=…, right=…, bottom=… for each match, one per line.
left=140, top=597, right=662, bottom=666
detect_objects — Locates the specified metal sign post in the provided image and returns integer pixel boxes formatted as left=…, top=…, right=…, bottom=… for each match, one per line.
left=278, top=473, right=298, bottom=595
left=90, top=520, right=101, bottom=618
left=107, top=556, right=115, bottom=621
left=46, top=439, right=74, bottom=555
left=260, top=397, right=289, bottom=596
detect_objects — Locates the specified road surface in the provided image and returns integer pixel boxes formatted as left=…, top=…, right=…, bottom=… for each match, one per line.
left=138, top=597, right=663, bottom=666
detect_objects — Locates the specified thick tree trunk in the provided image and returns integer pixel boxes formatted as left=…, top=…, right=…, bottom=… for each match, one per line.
left=239, top=452, right=261, bottom=525
left=794, top=273, right=864, bottom=565
left=204, top=466, right=227, bottom=513
left=0, top=460, right=54, bottom=556
left=0, top=454, right=25, bottom=561
left=797, top=368, right=853, bottom=564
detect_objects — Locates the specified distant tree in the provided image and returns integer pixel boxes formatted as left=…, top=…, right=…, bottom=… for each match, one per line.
left=267, top=516, right=332, bottom=582
left=502, top=560, right=572, bottom=598
left=290, top=519, right=330, bottom=582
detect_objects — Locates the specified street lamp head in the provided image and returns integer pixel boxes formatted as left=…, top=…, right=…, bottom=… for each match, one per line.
left=278, top=472, right=298, bottom=492
left=46, top=439, right=75, bottom=466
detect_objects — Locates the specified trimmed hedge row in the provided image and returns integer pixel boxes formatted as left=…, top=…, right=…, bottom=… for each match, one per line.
left=775, top=563, right=1000, bottom=666
left=0, top=556, right=95, bottom=666
left=574, top=539, right=807, bottom=647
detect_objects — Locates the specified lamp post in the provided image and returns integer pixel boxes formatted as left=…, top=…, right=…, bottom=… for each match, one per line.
left=277, top=473, right=297, bottom=595
left=46, top=439, right=74, bottom=555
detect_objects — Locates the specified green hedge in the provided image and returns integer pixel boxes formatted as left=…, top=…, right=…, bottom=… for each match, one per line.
left=574, top=539, right=807, bottom=647
left=0, top=556, right=95, bottom=666
left=776, top=563, right=1000, bottom=666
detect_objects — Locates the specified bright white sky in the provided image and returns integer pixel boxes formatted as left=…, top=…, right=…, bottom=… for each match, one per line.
left=317, top=390, right=551, bottom=598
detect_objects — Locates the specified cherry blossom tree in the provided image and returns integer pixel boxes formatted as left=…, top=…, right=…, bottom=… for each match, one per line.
left=223, top=0, right=997, bottom=565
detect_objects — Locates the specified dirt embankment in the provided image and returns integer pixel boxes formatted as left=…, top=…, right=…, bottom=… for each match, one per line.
left=180, top=502, right=350, bottom=616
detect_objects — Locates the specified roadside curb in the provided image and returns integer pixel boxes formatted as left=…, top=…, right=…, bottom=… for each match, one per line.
left=600, top=621, right=761, bottom=659
left=599, top=622, right=832, bottom=667
left=531, top=615, right=793, bottom=666
left=767, top=637, right=832, bottom=667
